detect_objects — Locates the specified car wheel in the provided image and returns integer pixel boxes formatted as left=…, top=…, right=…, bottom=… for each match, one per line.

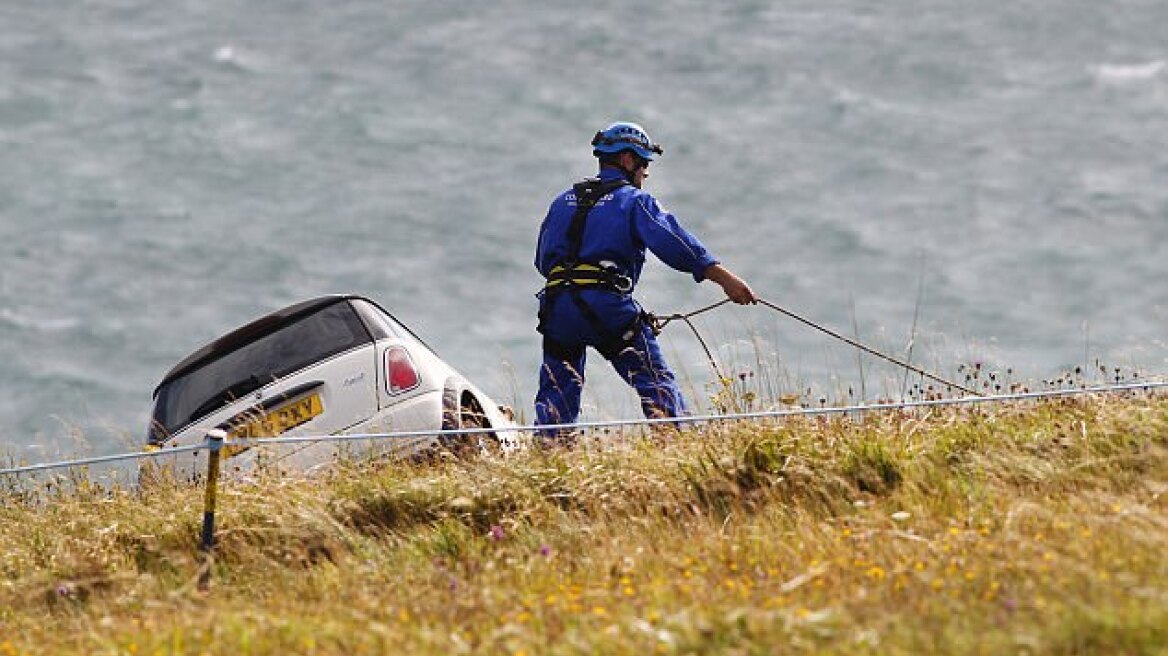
left=440, top=389, right=500, bottom=457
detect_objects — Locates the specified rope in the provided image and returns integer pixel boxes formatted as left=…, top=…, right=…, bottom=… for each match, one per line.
left=2, top=381, right=1163, bottom=478
left=754, top=298, right=978, bottom=395
left=650, top=296, right=976, bottom=395
left=0, top=443, right=205, bottom=476
left=650, top=298, right=731, bottom=331
left=679, top=315, right=726, bottom=381
left=649, top=298, right=730, bottom=381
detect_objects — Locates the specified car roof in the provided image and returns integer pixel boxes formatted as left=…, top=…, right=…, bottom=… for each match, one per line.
left=154, top=294, right=372, bottom=397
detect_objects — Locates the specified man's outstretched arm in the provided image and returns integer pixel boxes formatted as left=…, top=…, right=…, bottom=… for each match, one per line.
left=704, top=263, right=758, bottom=305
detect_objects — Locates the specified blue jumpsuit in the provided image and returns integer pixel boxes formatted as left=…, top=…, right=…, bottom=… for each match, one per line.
left=534, top=168, right=719, bottom=435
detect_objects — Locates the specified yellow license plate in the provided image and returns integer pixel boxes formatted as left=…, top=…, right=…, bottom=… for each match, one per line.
left=227, top=393, right=323, bottom=456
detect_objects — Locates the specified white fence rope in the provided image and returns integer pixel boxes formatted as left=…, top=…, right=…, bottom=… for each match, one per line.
left=2, top=380, right=1165, bottom=478
left=0, top=443, right=206, bottom=477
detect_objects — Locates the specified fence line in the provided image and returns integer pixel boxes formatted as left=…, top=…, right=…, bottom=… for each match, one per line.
left=0, top=443, right=205, bottom=477
left=5, top=378, right=1165, bottom=591
left=2, top=380, right=1166, bottom=478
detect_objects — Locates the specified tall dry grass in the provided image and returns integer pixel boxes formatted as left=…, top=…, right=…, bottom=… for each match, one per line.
left=1, top=392, right=1165, bottom=654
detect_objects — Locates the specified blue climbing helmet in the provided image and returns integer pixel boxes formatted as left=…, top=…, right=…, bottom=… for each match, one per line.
left=591, top=122, right=664, bottom=161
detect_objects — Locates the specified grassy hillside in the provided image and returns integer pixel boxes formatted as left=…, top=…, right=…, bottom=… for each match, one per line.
left=2, top=392, right=1166, bottom=655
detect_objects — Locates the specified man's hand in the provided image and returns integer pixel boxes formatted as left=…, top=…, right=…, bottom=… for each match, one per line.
left=703, top=264, right=758, bottom=305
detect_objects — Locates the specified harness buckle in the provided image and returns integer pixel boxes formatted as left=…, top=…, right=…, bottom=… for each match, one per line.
left=597, top=260, right=633, bottom=294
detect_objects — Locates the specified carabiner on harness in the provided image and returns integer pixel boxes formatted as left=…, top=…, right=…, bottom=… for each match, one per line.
left=597, top=260, right=633, bottom=293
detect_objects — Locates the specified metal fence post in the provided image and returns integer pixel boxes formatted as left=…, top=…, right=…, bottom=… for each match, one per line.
left=198, top=428, right=227, bottom=592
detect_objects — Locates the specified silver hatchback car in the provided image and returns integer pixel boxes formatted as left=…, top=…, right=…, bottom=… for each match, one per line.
left=144, top=295, right=517, bottom=481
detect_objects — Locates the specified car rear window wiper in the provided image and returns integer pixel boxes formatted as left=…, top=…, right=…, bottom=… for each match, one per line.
left=188, top=373, right=270, bottom=423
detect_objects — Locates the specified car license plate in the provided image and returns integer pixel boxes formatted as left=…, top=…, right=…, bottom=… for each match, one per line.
left=227, top=393, right=323, bottom=456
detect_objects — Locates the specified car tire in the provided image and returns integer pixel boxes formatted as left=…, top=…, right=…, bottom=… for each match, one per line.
left=440, top=387, right=500, bottom=458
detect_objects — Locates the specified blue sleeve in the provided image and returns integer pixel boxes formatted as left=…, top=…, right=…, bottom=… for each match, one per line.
left=534, top=208, right=550, bottom=274
left=631, top=192, right=719, bottom=282
left=534, top=201, right=561, bottom=278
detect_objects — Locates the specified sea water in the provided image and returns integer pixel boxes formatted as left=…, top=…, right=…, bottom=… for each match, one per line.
left=2, top=0, right=1165, bottom=459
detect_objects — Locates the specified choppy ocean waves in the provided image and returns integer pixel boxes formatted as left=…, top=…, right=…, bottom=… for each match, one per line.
left=1091, top=59, right=1165, bottom=83
left=2, top=0, right=1166, bottom=459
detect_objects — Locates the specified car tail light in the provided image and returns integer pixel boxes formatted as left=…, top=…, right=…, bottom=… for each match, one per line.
left=385, top=346, right=420, bottom=394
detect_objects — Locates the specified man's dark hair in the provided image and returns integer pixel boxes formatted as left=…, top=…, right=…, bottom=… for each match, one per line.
left=597, top=153, right=622, bottom=168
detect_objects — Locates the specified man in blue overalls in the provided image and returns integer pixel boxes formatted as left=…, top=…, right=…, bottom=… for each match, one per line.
left=535, top=121, right=757, bottom=444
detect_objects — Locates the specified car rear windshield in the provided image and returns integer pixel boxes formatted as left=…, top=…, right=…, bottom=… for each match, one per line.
left=150, top=301, right=372, bottom=442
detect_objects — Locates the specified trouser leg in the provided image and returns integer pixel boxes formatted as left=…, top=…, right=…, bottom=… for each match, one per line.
left=535, top=343, right=587, bottom=439
left=609, top=324, right=688, bottom=420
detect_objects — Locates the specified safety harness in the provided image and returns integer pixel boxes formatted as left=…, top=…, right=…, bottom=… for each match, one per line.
left=538, top=177, right=651, bottom=361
